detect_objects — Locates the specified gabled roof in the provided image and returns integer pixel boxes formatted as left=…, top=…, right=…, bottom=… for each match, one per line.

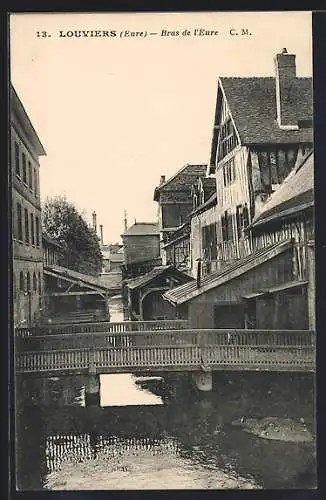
left=126, top=265, right=193, bottom=291
left=154, top=164, right=207, bottom=201
left=122, top=222, right=159, bottom=237
left=218, top=77, right=313, bottom=145
left=250, top=150, right=314, bottom=228
left=163, top=239, right=292, bottom=305
left=44, top=264, right=113, bottom=292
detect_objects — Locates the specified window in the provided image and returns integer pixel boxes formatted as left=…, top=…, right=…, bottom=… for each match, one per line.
left=218, top=117, right=237, bottom=161
left=30, top=213, right=35, bottom=245
left=222, top=158, right=236, bottom=187
left=26, top=272, right=31, bottom=292
left=34, top=168, right=38, bottom=198
left=221, top=210, right=234, bottom=242
left=19, top=272, right=24, bottom=291
left=22, top=153, right=27, bottom=184
left=38, top=271, right=42, bottom=295
left=257, top=148, right=298, bottom=194
left=17, top=203, right=23, bottom=241
left=202, top=223, right=218, bottom=260
left=13, top=274, right=16, bottom=299
left=33, top=272, right=37, bottom=291
left=35, top=216, right=40, bottom=246
left=236, top=204, right=250, bottom=239
left=15, top=142, right=20, bottom=177
left=28, top=161, right=33, bottom=190
left=24, top=209, right=29, bottom=243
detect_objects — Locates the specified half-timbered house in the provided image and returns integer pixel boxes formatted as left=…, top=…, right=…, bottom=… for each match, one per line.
left=163, top=150, right=314, bottom=331
left=206, top=48, right=313, bottom=270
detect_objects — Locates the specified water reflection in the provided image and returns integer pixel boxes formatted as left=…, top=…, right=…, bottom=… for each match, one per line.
left=16, top=297, right=316, bottom=490
left=100, top=374, right=163, bottom=406
left=44, top=431, right=259, bottom=490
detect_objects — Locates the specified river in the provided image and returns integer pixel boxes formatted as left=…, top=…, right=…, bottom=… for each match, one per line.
left=15, top=297, right=317, bottom=490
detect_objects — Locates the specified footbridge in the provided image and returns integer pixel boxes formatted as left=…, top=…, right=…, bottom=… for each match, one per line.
left=15, top=320, right=315, bottom=377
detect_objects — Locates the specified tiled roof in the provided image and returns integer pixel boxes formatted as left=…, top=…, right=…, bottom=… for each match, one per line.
left=44, top=264, right=113, bottom=291
left=163, top=239, right=292, bottom=305
left=122, top=222, right=160, bottom=236
left=251, top=151, right=314, bottom=227
left=127, top=265, right=193, bottom=291
left=201, top=177, right=216, bottom=198
left=154, top=164, right=207, bottom=200
left=219, top=77, right=313, bottom=144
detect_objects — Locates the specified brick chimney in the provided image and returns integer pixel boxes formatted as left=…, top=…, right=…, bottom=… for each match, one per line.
left=160, top=175, right=166, bottom=185
left=275, top=48, right=299, bottom=130
left=99, top=224, right=103, bottom=245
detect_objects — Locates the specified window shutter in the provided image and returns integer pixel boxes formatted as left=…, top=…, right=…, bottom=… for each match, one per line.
left=227, top=212, right=233, bottom=241
left=236, top=205, right=241, bottom=240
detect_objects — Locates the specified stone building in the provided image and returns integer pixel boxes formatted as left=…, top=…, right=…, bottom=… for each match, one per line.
left=11, top=85, right=46, bottom=327
left=121, top=222, right=161, bottom=272
left=153, top=164, right=207, bottom=266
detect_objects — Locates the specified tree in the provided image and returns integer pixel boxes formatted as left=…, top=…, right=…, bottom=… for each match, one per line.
left=42, top=196, right=102, bottom=276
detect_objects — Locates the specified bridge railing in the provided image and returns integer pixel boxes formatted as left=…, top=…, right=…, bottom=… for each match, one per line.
left=16, top=329, right=315, bottom=353
left=16, top=343, right=315, bottom=374
left=15, top=320, right=189, bottom=338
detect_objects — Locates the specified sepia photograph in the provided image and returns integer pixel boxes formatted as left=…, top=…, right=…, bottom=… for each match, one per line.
left=10, top=10, right=316, bottom=490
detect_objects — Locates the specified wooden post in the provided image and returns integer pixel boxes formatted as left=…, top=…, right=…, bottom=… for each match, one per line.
left=85, top=372, right=101, bottom=407
left=307, top=242, right=315, bottom=330
left=85, top=347, right=100, bottom=406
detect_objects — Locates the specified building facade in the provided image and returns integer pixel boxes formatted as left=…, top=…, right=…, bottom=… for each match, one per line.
left=203, top=49, right=313, bottom=272
left=121, top=222, right=161, bottom=269
left=164, top=151, right=314, bottom=332
left=11, top=85, right=46, bottom=327
left=154, top=164, right=207, bottom=265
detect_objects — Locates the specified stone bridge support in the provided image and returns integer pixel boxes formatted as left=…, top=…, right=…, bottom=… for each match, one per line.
left=85, top=372, right=101, bottom=407
left=192, top=370, right=213, bottom=392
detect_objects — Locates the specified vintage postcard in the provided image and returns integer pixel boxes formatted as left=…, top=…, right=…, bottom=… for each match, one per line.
left=10, top=11, right=316, bottom=490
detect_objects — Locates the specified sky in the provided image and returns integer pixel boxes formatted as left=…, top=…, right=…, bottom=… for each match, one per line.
left=10, top=11, right=313, bottom=244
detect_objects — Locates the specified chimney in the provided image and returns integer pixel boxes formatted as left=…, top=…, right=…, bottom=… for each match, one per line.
left=124, top=209, right=128, bottom=232
left=160, top=175, right=166, bottom=185
left=274, top=48, right=298, bottom=130
left=92, top=211, right=97, bottom=233
left=99, top=224, right=103, bottom=245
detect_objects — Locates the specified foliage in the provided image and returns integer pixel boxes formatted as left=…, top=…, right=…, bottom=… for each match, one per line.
left=42, top=196, right=102, bottom=276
